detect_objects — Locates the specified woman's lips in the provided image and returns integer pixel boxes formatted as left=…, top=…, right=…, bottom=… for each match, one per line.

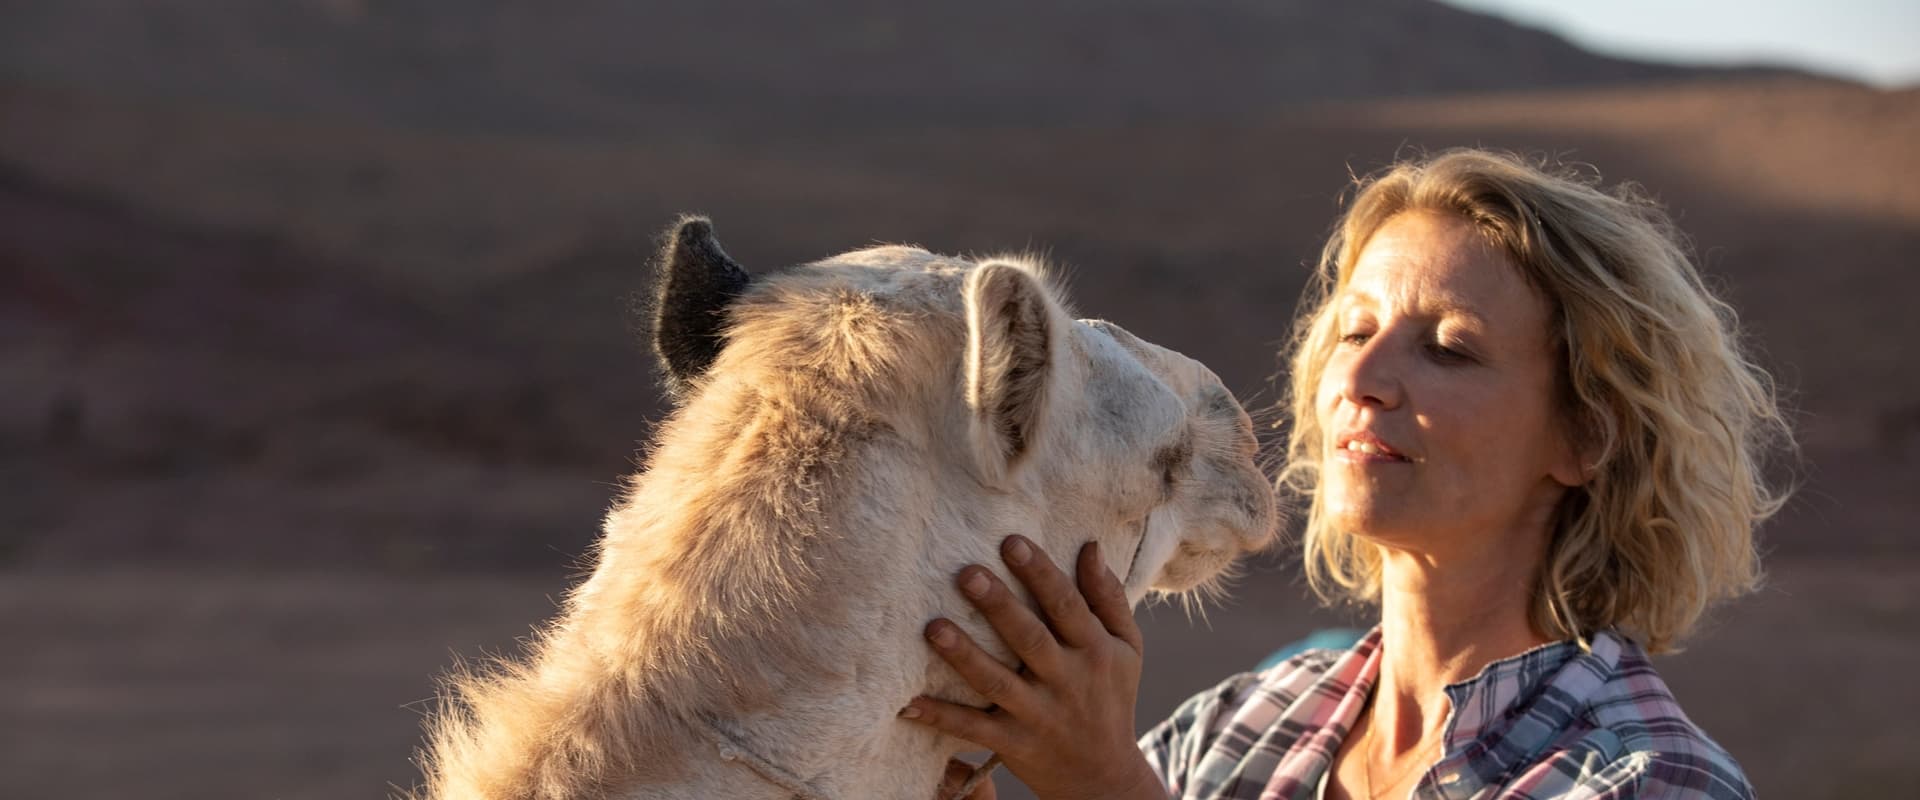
left=1334, top=446, right=1412, bottom=465
left=1333, top=433, right=1414, bottom=463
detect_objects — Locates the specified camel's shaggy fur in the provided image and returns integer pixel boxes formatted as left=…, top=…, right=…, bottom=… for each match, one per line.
left=408, top=219, right=1278, bottom=799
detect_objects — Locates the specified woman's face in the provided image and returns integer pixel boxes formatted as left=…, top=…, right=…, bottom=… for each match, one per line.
left=1316, top=210, right=1584, bottom=555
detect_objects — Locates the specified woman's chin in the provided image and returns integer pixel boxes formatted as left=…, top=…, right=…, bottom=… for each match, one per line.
left=1325, top=503, right=1414, bottom=543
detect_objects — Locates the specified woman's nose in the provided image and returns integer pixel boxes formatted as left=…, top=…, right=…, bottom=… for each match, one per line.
left=1332, top=336, right=1404, bottom=410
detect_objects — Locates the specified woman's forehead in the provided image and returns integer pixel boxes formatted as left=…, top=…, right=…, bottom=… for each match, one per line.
left=1339, top=211, right=1544, bottom=328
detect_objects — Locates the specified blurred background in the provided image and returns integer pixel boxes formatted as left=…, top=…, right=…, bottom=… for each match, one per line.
left=3, top=1, right=1915, bottom=798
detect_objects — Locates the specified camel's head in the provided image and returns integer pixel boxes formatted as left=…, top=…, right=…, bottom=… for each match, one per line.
left=1053, top=318, right=1281, bottom=600
left=648, top=217, right=1278, bottom=613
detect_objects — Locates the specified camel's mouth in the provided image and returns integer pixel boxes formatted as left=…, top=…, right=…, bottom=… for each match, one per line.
left=1120, top=510, right=1178, bottom=605
left=1123, top=516, right=1149, bottom=586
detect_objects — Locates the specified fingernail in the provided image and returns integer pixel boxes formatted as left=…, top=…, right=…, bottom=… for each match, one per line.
left=962, top=570, right=991, bottom=598
left=898, top=704, right=922, bottom=719
left=1006, top=537, right=1032, bottom=566
left=930, top=623, right=958, bottom=648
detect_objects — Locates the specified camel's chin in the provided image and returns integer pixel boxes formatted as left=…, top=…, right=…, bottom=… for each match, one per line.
left=1124, top=516, right=1242, bottom=603
left=1150, top=548, right=1234, bottom=594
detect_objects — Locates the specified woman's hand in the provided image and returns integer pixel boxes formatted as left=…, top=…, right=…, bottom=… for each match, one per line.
left=901, top=535, right=1166, bottom=800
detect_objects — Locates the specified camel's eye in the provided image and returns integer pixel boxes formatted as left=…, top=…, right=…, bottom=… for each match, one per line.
left=1151, top=432, right=1193, bottom=497
left=1203, top=389, right=1238, bottom=419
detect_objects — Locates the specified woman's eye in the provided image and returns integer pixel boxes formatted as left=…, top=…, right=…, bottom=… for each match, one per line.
left=1338, top=331, right=1372, bottom=346
left=1426, top=342, right=1474, bottom=363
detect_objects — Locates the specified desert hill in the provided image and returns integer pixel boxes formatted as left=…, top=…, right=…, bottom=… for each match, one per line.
left=4, top=76, right=1914, bottom=567
left=0, top=0, right=1815, bottom=134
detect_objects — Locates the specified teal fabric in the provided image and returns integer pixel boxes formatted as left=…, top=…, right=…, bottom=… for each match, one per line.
left=1254, top=628, right=1366, bottom=671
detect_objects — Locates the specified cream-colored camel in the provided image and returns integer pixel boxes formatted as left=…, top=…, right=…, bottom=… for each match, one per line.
left=410, top=218, right=1277, bottom=799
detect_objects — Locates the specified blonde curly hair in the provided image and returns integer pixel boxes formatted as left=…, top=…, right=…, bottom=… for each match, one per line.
left=1280, top=149, right=1792, bottom=654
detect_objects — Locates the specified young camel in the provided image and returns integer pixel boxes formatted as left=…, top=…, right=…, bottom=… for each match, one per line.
left=410, top=218, right=1277, bottom=799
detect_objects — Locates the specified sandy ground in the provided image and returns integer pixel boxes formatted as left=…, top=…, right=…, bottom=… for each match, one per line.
left=4, top=556, right=1913, bottom=799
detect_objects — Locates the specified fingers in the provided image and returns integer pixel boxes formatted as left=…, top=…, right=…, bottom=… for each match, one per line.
left=953, top=565, right=1069, bottom=678
left=899, top=694, right=1016, bottom=753
left=924, top=618, right=1040, bottom=714
left=1078, top=541, right=1144, bottom=654
left=998, top=535, right=1105, bottom=648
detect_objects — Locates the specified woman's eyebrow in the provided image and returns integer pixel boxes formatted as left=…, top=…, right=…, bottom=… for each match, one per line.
left=1342, top=286, right=1488, bottom=326
left=1337, top=286, right=1380, bottom=311
left=1430, top=300, right=1490, bottom=328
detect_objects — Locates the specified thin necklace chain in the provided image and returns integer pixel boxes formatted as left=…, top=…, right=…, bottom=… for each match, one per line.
left=1359, top=702, right=1444, bottom=800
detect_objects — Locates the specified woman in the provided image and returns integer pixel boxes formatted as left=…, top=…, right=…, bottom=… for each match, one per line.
left=900, top=149, right=1788, bottom=799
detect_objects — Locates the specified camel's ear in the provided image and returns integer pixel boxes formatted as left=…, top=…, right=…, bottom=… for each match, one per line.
left=963, top=262, right=1059, bottom=478
left=652, top=216, right=752, bottom=400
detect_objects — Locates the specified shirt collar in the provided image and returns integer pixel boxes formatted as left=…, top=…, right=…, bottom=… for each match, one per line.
left=1439, top=633, right=1592, bottom=749
left=1330, top=627, right=1629, bottom=799
left=1432, top=631, right=1627, bottom=797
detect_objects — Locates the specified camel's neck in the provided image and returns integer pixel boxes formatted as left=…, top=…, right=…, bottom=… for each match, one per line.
left=572, top=446, right=992, bottom=799
left=663, top=681, right=961, bottom=800
left=480, top=547, right=965, bottom=800
left=574, top=550, right=969, bottom=800
left=493, top=364, right=1020, bottom=800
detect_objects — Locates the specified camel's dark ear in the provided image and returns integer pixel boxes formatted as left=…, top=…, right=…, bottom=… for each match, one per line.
left=652, top=216, right=752, bottom=399
left=963, top=262, right=1060, bottom=480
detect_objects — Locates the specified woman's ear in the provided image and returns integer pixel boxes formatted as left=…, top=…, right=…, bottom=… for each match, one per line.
left=1549, top=415, right=1599, bottom=488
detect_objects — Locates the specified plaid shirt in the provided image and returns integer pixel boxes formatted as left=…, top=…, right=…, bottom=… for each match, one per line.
left=1140, top=628, right=1754, bottom=799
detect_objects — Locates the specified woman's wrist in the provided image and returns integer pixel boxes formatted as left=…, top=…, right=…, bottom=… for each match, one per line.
left=1069, top=756, right=1164, bottom=800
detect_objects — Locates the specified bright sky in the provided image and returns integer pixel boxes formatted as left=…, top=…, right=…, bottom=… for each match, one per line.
left=1440, top=0, right=1920, bottom=87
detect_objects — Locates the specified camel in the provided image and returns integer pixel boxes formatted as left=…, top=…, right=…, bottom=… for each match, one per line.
left=409, top=218, right=1278, bottom=799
